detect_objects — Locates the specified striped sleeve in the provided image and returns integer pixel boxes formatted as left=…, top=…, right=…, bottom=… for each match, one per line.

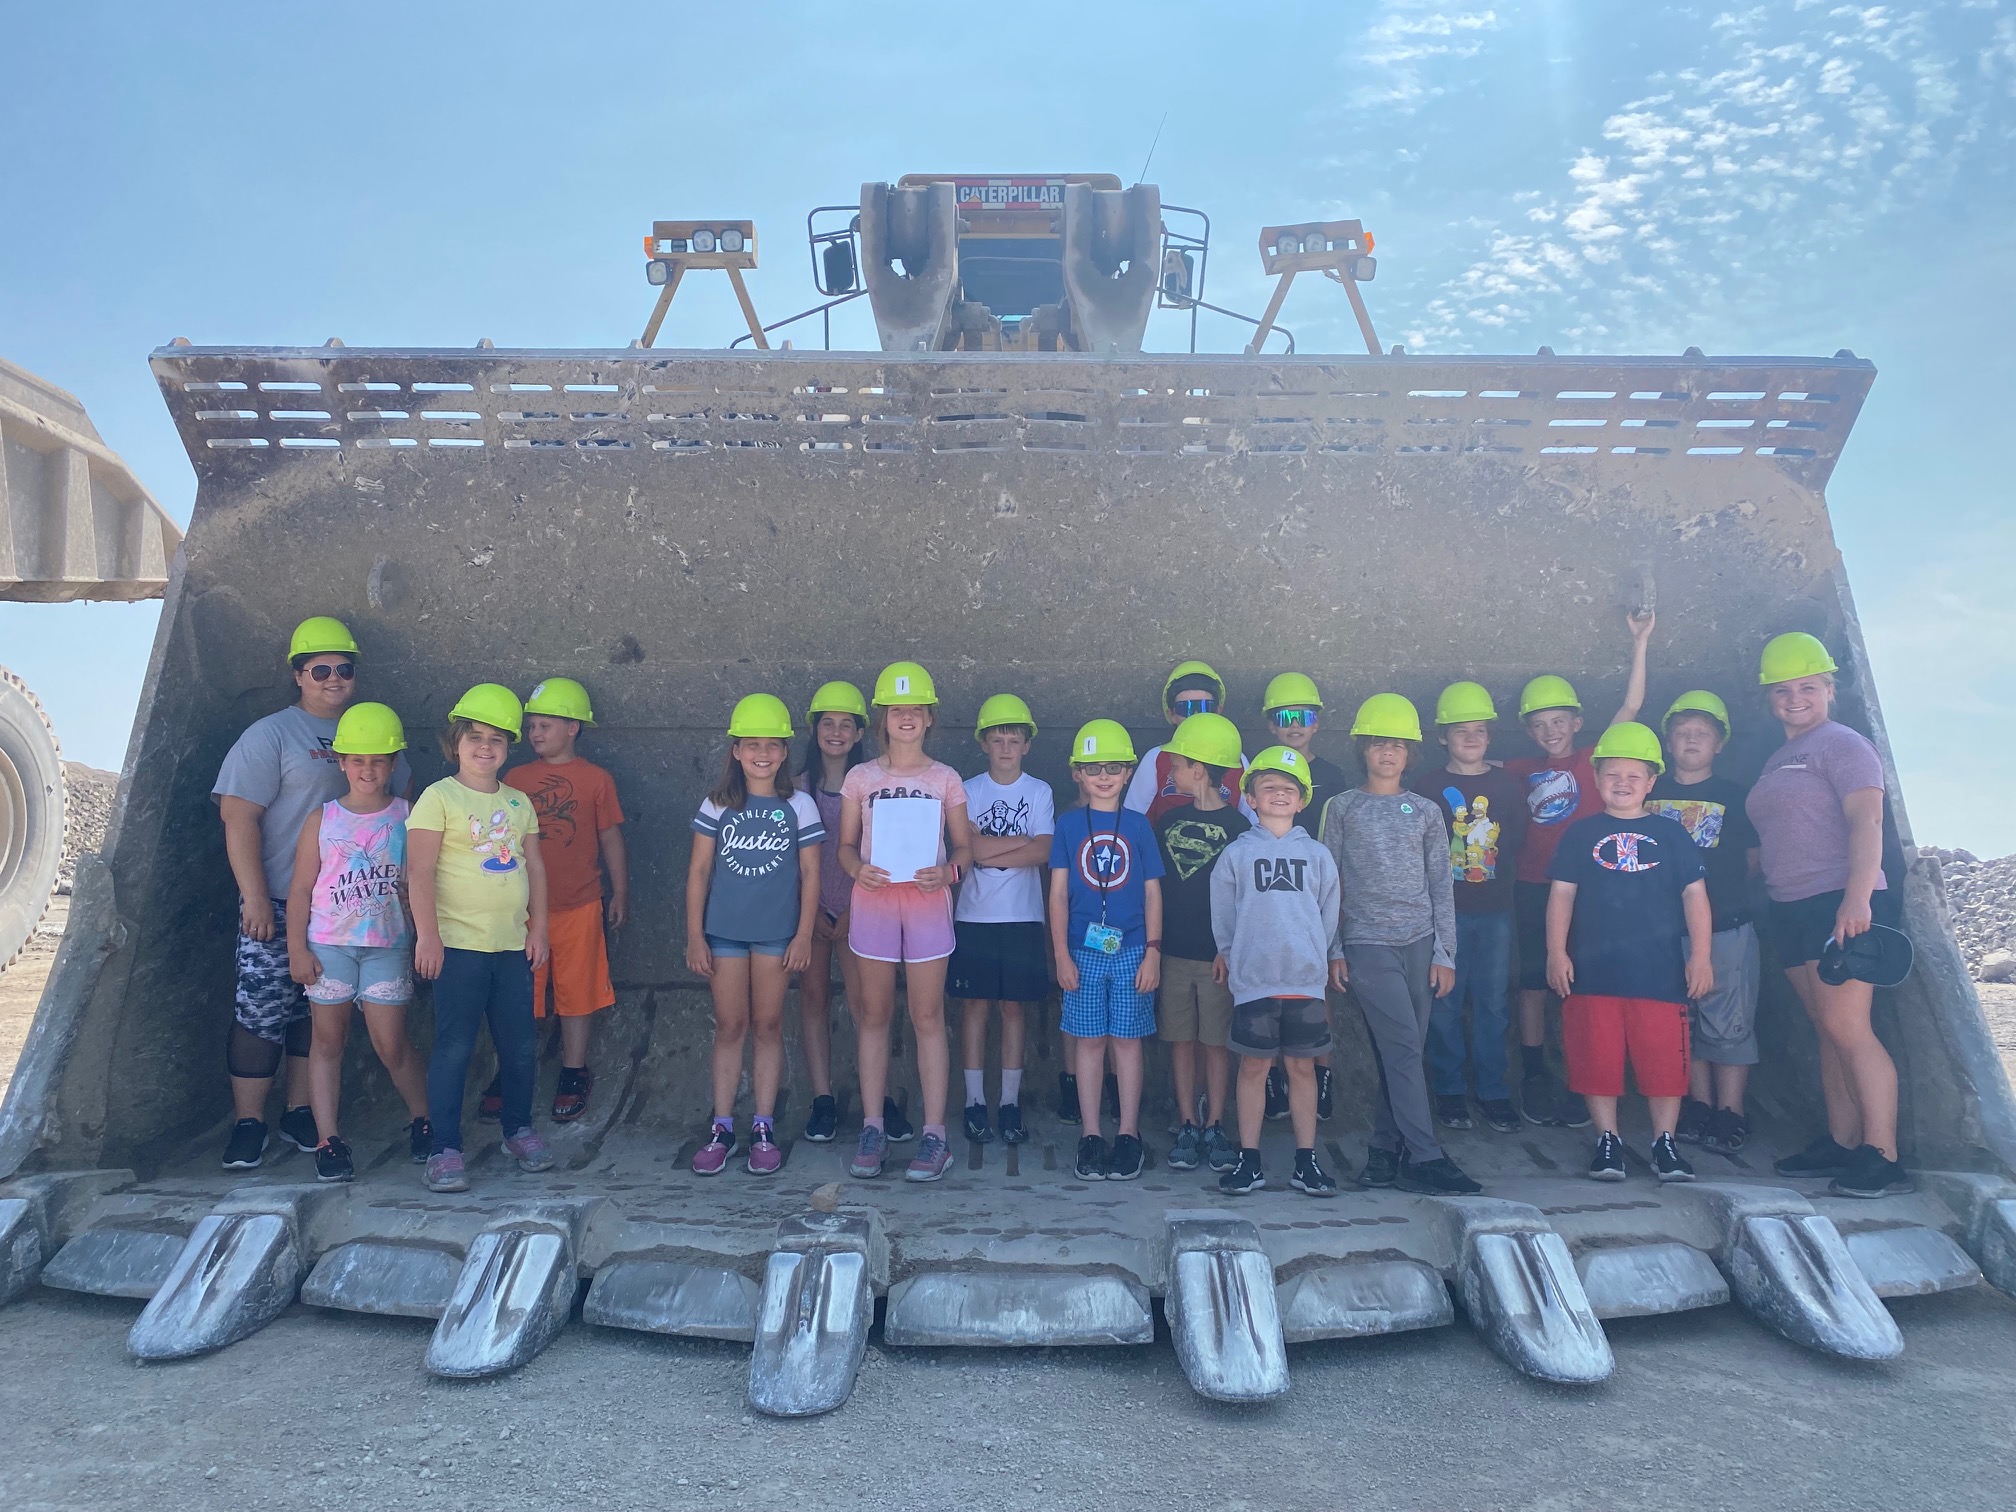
left=792, top=791, right=827, bottom=846
left=691, top=797, right=725, bottom=838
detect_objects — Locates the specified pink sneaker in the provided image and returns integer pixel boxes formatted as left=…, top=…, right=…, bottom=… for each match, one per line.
left=691, top=1124, right=735, bottom=1176
left=425, top=1150, right=468, bottom=1192
left=747, top=1125, right=782, bottom=1175
left=503, top=1127, right=555, bottom=1172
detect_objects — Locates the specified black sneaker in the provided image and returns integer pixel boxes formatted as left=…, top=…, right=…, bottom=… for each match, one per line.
left=1106, top=1133, right=1144, bottom=1181
left=1102, top=1072, right=1121, bottom=1121
left=1554, top=1086, right=1591, bottom=1129
left=1774, top=1134, right=1856, bottom=1179
left=1264, top=1067, right=1291, bottom=1122
left=1702, top=1107, right=1749, bottom=1154
left=882, top=1096, right=916, bottom=1144
left=1057, top=1072, right=1081, bottom=1126
left=1589, top=1131, right=1627, bottom=1182
left=1829, top=1145, right=1916, bottom=1199
left=1361, top=1146, right=1399, bottom=1188
left=1399, top=1155, right=1482, bottom=1195
left=1650, top=1132, right=1695, bottom=1183
left=803, top=1094, right=838, bottom=1143
left=963, top=1102, right=994, bottom=1143
left=1203, top=1123, right=1239, bottom=1171
left=1166, top=1121, right=1203, bottom=1171
left=221, top=1117, right=268, bottom=1169
left=1435, top=1094, right=1473, bottom=1130
left=1315, top=1065, right=1334, bottom=1123
left=279, top=1104, right=320, bottom=1153
left=998, top=1103, right=1027, bottom=1144
left=407, top=1116, right=431, bottom=1163
left=1520, top=1070, right=1566, bottom=1127
left=1675, top=1097, right=1714, bottom=1145
left=551, top=1066, right=593, bottom=1123
left=477, top=1073, right=504, bottom=1123
left=1480, top=1098, right=1521, bottom=1134
left=1075, top=1135, right=1109, bottom=1181
left=1218, top=1148, right=1265, bottom=1195
left=1291, top=1149, right=1338, bottom=1197
left=315, top=1135, right=354, bottom=1183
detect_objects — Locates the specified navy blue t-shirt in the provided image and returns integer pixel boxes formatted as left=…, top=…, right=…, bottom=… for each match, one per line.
left=1546, top=810, right=1707, bottom=1003
left=1050, top=806, right=1164, bottom=947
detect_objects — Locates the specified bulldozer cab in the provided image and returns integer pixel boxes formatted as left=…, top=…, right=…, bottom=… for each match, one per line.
left=900, top=172, right=1112, bottom=343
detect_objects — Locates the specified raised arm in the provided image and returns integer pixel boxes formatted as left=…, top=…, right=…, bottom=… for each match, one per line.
left=1611, top=609, right=1656, bottom=726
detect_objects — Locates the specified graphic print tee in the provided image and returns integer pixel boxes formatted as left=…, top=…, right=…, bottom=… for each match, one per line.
left=841, top=758, right=968, bottom=874
left=956, top=771, right=1056, bottom=925
left=1649, top=773, right=1758, bottom=932
left=1049, top=806, right=1165, bottom=946
left=308, top=798, right=411, bottom=948
left=1506, top=745, right=1603, bottom=884
left=1547, top=811, right=1707, bottom=1002
left=1428, top=765, right=1529, bottom=914
left=1154, top=806, right=1251, bottom=960
left=504, top=758, right=624, bottom=912
left=692, top=791, right=825, bottom=943
left=407, top=777, right=537, bottom=953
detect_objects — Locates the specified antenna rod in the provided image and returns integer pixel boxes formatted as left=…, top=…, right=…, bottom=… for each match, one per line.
left=1137, top=111, right=1169, bottom=184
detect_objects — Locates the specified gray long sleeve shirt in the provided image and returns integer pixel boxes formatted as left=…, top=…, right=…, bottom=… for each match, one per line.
left=1318, top=788, right=1457, bottom=970
left=1209, top=823, right=1342, bottom=1003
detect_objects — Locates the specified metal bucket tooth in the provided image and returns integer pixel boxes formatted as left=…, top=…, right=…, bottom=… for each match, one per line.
left=584, top=1258, right=761, bottom=1342
left=1843, top=1226, right=1983, bottom=1299
left=883, top=1269, right=1153, bottom=1348
left=302, top=1239, right=465, bottom=1320
left=1923, top=1171, right=2016, bottom=1299
left=748, top=1207, right=885, bottom=1418
left=0, top=1172, right=137, bottom=1306
left=425, top=1203, right=591, bottom=1379
left=1726, top=1214, right=1903, bottom=1360
left=1575, top=1243, right=1730, bottom=1321
left=127, top=1189, right=327, bottom=1360
left=1434, top=1198, right=1613, bottom=1384
left=1275, top=1259, right=1454, bottom=1343
left=1162, top=1211, right=1289, bottom=1403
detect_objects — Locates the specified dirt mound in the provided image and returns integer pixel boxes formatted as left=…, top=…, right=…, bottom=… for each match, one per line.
left=1922, top=847, right=2016, bottom=981
left=58, top=762, right=117, bottom=895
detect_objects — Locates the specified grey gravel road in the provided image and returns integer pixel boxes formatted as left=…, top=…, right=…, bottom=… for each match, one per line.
left=3, top=1286, right=2014, bottom=1511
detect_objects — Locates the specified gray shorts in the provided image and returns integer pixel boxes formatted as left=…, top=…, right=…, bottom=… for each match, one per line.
left=304, top=941, right=415, bottom=1007
left=235, top=899, right=309, bottom=1042
left=1691, top=923, right=1760, bottom=1066
left=1229, top=996, right=1332, bottom=1059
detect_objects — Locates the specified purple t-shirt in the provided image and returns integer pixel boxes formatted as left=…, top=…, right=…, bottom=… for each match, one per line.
left=813, top=785, right=849, bottom=918
left=1745, top=721, right=1888, bottom=903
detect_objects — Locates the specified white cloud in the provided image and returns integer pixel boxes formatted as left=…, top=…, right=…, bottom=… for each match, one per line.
left=1351, top=3, right=1501, bottom=109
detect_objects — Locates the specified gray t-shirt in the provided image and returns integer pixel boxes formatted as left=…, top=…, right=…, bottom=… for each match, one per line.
left=212, top=705, right=413, bottom=901
left=1318, top=787, right=1458, bottom=969
left=692, top=791, right=826, bottom=943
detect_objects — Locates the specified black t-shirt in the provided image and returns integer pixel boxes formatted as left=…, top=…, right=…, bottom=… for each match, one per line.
left=1291, top=754, right=1348, bottom=839
left=1648, top=773, right=1759, bottom=933
left=1155, top=805, right=1252, bottom=960
left=1547, top=811, right=1708, bottom=1003
left=1428, top=765, right=1529, bottom=915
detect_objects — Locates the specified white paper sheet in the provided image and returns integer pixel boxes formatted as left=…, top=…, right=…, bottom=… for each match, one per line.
left=870, top=796, right=942, bottom=884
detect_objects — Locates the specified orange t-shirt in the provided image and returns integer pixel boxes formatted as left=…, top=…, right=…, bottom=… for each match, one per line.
left=503, top=757, right=625, bottom=911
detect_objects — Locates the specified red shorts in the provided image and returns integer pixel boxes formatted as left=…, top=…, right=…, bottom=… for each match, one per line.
left=1562, top=995, right=1690, bottom=1099
left=535, top=898, right=615, bottom=1018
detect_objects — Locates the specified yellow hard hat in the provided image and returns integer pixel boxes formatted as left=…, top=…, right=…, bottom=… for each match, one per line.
left=1070, top=719, right=1137, bottom=764
left=1163, top=659, right=1226, bottom=702
left=1519, top=674, right=1581, bottom=719
left=1663, top=690, right=1730, bottom=738
left=975, top=693, right=1037, bottom=740
left=1350, top=692, right=1424, bottom=742
left=290, top=615, right=359, bottom=661
left=1244, top=744, right=1312, bottom=797
left=331, top=702, right=407, bottom=756
left=1591, top=721, right=1666, bottom=774
left=1261, top=672, right=1324, bottom=712
left=1434, top=680, right=1498, bottom=725
left=1758, top=632, right=1838, bottom=687
left=728, top=693, right=795, bottom=740
left=808, top=680, right=869, bottom=723
left=448, top=683, right=524, bottom=740
left=524, top=676, right=596, bottom=726
left=1163, top=711, right=1243, bottom=768
left=873, top=661, right=939, bottom=707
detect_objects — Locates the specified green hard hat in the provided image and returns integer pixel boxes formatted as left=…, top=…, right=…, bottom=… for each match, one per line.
left=1163, top=659, right=1226, bottom=701
left=808, top=680, right=869, bottom=722
left=331, top=702, right=407, bottom=755
left=1434, top=680, right=1498, bottom=725
left=1163, top=711, right=1243, bottom=768
left=1592, top=720, right=1666, bottom=773
left=728, top=693, right=795, bottom=740
left=873, top=660, right=939, bottom=706
left=1261, top=672, right=1324, bottom=712
left=1070, top=719, right=1137, bottom=764
left=1244, top=744, right=1313, bottom=797
left=1350, top=692, right=1424, bottom=742
left=975, top=693, right=1037, bottom=739
left=1758, top=632, right=1838, bottom=687
left=290, top=615, right=359, bottom=660
left=448, top=683, right=524, bottom=740
left=1663, top=690, right=1731, bottom=738
left=524, top=676, right=596, bottom=726
left=1519, top=674, right=1581, bottom=719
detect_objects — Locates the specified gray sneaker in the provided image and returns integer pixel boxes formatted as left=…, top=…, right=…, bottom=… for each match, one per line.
left=905, top=1131, right=952, bottom=1183
left=1202, top=1122, right=1239, bottom=1171
left=503, top=1127, right=555, bottom=1173
left=1167, top=1122, right=1204, bottom=1171
left=849, top=1124, right=888, bottom=1179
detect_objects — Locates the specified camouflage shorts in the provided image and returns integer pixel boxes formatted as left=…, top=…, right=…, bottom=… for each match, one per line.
left=235, top=898, right=309, bottom=1042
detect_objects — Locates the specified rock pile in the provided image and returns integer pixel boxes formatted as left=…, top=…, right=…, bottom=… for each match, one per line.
left=58, top=763, right=118, bottom=895
left=1923, top=847, right=2016, bottom=982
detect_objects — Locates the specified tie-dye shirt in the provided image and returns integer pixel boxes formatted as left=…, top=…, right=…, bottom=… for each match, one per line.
left=308, top=798, right=412, bottom=948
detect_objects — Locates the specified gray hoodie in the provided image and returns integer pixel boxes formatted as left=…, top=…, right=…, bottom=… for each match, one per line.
left=1317, top=787, right=1457, bottom=969
left=1210, top=823, right=1342, bottom=1002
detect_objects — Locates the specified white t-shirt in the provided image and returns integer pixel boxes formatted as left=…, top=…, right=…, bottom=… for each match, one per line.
left=955, top=771, right=1055, bottom=924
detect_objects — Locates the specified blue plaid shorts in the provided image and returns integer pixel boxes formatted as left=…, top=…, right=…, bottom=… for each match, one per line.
left=1060, top=942, right=1157, bottom=1040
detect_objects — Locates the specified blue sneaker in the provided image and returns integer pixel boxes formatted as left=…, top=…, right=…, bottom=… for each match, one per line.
left=1167, top=1122, right=1204, bottom=1171
left=998, top=1103, right=1027, bottom=1144
left=1203, top=1123, right=1239, bottom=1172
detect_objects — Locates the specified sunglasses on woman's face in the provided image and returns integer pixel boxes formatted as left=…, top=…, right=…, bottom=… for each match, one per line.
left=1174, top=696, right=1216, bottom=717
left=306, top=662, right=356, bottom=683
left=1076, top=762, right=1132, bottom=777
left=1270, top=707, right=1318, bottom=728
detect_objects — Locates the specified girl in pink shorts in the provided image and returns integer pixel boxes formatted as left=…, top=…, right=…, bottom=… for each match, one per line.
left=838, top=661, right=973, bottom=1183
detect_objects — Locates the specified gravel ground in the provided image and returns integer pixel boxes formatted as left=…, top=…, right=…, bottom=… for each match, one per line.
left=57, top=762, right=116, bottom=895
left=1924, top=847, right=2016, bottom=978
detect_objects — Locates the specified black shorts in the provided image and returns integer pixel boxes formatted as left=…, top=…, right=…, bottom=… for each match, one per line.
left=1514, top=880, right=1552, bottom=992
left=1768, top=887, right=1903, bottom=966
left=1228, top=996, right=1332, bottom=1059
left=946, top=920, right=1050, bottom=1003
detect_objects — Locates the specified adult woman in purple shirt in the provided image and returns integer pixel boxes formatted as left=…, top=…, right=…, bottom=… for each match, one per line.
left=1743, top=633, right=1909, bottom=1199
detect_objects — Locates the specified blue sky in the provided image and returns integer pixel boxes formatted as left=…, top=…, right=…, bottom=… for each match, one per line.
left=2, top=2, right=2011, bottom=850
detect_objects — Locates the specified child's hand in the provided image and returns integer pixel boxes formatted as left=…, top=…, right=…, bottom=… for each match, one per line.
left=1430, top=963, right=1456, bottom=999
left=527, top=925, right=550, bottom=971
left=414, top=933, right=444, bottom=981
left=1628, top=607, right=1656, bottom=644
left=1135, top=949, right=1160, bottom=995
left=783, top=932, right=813, bottom=974
left=288, top=946, right=322, bottom=988
left=1329, top=958, right=1350, bottom=993
left=912, top=864, right=946, bottom=894
left=1211, top=953, right=1228, bottom=987
left=606, top=893, right=628, bottom=929
left=686, top=938, right=715, bottom=979
left=239, top=897, right=276, bottom=943
left=855, top=864, right=892, bottom=892
left=1055, top=954, right=1080, bottom=994
left=1686, top=953, right=1716, bottom=1001
left=1547, top=951, right=1575, bottom=999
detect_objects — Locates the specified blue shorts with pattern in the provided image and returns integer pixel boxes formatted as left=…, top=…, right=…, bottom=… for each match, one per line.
left=1060, top=942, right=1156, bottom=1040
left=235, top=898, right=310, bottom=1042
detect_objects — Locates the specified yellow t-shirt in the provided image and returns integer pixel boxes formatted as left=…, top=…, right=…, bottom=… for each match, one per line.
left=407, top=777, right=536, bottom=952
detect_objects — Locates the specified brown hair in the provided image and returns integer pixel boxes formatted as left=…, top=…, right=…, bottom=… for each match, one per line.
left=1354, top=734, right=1418, bottom=770
left=708, top=738, right=799, bottom=809
left=439, top=717, right=516, bottom=762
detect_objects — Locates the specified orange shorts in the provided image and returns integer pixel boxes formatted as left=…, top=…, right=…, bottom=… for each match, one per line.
left=535, top=898, right=615, bottom=1018
left=1562, top=994, right=1690, bottom=1099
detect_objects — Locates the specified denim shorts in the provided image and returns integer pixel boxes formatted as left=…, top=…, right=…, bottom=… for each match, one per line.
left=707, top=934, right=791, bottom=960
left=304, top=941, right=415, bottom=1006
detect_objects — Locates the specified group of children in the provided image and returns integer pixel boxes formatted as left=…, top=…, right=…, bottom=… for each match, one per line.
left=278, top=608, right=1771, bottom=1199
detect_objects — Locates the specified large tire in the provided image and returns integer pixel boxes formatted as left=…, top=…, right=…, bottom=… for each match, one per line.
left=0, top=666, right=64, bottom=969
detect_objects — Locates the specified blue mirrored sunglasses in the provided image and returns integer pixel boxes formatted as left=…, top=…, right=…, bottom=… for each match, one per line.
left=1175, top=696, right=1216, bottom=717
left=1270, top=706, right=1319, bottom=729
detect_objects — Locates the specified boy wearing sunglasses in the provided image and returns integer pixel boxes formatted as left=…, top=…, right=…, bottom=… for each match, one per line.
left=1124, top=659, right=1252, bottom=824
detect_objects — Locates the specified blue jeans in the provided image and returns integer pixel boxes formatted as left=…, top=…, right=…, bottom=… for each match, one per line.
left=427, top=947, right=535, bottom=1154
left=1428, top=910, right=1513, bottom=1100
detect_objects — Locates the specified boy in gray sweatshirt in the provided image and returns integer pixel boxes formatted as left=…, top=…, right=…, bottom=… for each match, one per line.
left=1320, top=694, right=1483, bottom=1196
left=1210, top=746, right=1341, bottom=1197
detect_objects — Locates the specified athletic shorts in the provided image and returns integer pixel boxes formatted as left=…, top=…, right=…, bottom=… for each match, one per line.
left=848, top=881, right=955, bottom=964
left=1768, top=886, right=1903, bottom=966
left=947, top=919, right=1049, bottom=1003
left=1228, top=995, right=1332, bottom=1060
left=707, top=934, right=791, bottom=960
left=304, top=941, right=414, bottom=1007
left=536, top=897, right=616, bottom=1017
left=1060, top=943, right=1155, bottom=1039
left=1514, top=880, right=1552, bottom=992
left=1157, top=954, right=1234, bottom=1046
left=1691, top=923, right=1760, bottom=1066
left=235, top=898, right=310, bottom=1042
left=1562, top=994, right=1690, bottom=1099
